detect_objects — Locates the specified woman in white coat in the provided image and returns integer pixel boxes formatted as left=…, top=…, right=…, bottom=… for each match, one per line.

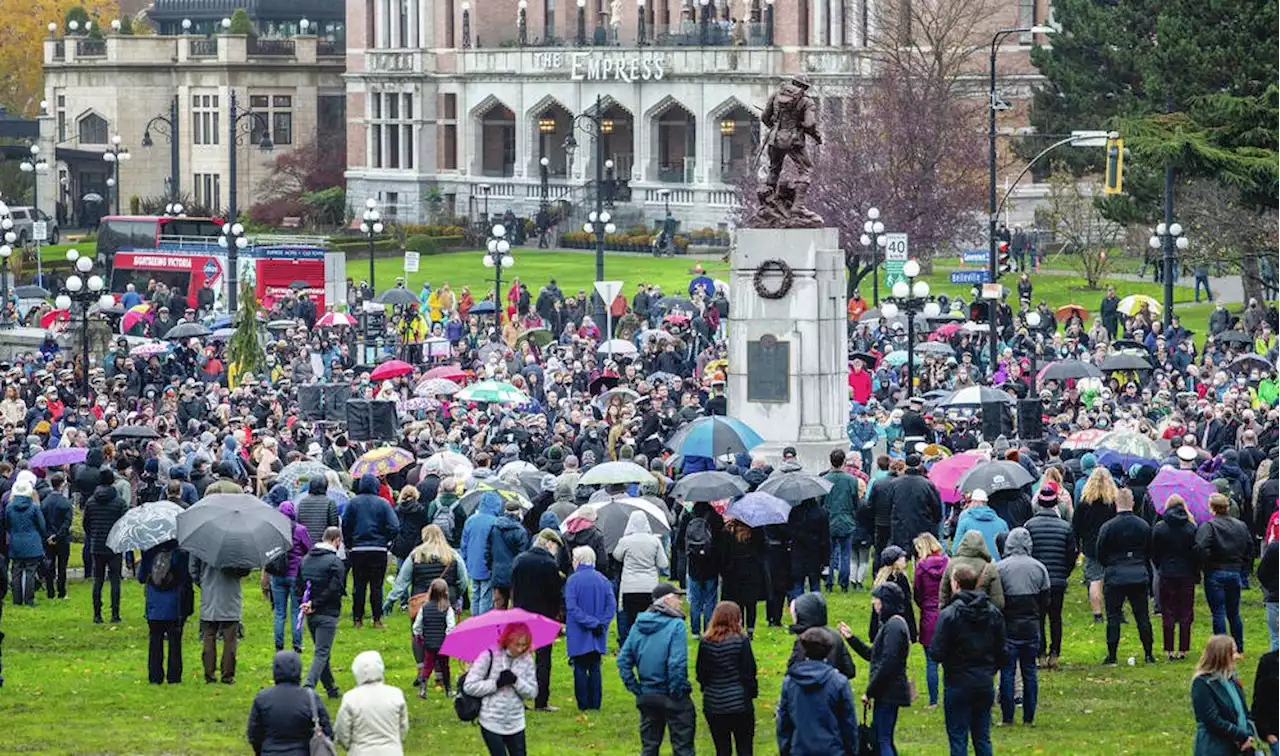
left=334, top=651, right=410, bottom=756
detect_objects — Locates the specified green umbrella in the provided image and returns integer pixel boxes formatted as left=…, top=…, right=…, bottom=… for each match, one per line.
left=456, top=379, right=529, bottom=404
left=516, top=328, right=555, bottom=348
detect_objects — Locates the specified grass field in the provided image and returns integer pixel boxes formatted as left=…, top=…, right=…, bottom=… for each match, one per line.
left=0, top=570, right=1267, bottom=755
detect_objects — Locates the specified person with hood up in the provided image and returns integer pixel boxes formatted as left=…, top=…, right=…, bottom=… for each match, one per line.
left=564, top=545, right=616, bottom=711
left=462, top=491, right=503, bottom=615
left=563, top=507, right=607, bottom=573
left=296, top=476, right=339, bottom=546
left=342, top=473, right=400, bottom=629
left=1126, top=464, right=1159, bottom=525
left=1022, top=485, right=1077, bottom=669
left=1095, top=488, right=1156, bottom=665
left=929, top=563, right=1008, bottom=756
left=613, top=510, right=670, bottom=645
left=911, top=533, right=948, bottom=707
left=939, top=530, right=1005, bottom=610
left=775, top=628, right=860, bottom=756
left=786, top=494, right=829, bottom=600
left=138, top=539, right=193, bottom=684
left=334, top=650, right=409, bottom=756
left=617, top=583, right=695, bottom=756
left=1151, top=493, right=1199, bottom=660
left=951, top=489, right=1008, bottom=563
left=486, top=498, right=531, bottom=611
left=390, top=487, right=430, bottom=571
left=246, top=650, right=334, bottom=756
left=995, top=528, right=1049, bottom=726
left=1195, top=492, right=1254, bottom=654
left=837, top=581, right=912, bottom=755
left=511, top=530, right=565, bottom=711
left=3, top=480, right=46, bottom=606
left=39, top=472, right=73, bottom=599
left=785, top=591, right=858, bottom=681
left=886, top=454, right=942, bottom=553
left=83, top=468, right=127, bottom=623
left=266, top=502, right=313, bottom=654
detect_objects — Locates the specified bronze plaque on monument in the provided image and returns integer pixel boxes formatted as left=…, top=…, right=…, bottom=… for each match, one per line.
left=747, top=336, right=790, bottom=403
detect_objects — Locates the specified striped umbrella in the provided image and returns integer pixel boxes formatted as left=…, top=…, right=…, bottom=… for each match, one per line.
left=350, top=446, right=415, bottom=478
left=317, top=311, right=357, bottom=328
left=457, top=380, right=528, bottom=404
left=1062, top=428, right=1107, bottom=451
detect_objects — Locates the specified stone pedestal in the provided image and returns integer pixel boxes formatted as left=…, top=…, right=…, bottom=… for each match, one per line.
left=727, top=228, right=848, bottom=473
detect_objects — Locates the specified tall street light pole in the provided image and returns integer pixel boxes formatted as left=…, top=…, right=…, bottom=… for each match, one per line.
left=859, top=206, right=886, bottom=306
left=1150, top=221, right=1188, bottom=325
left=58, top=249, right=114, bottom=401
left=361, top=198, right=384, bottom=293
left=0, top=204, right=14, bottom=328
left=880, top=259, right=940, bottom=400
left=142, top=95, right=181, bottom=202
left=484, top=223, right=514, bottom=325
left=565, top=94, right=611, bottom=320
left=227, top=89, right=274, bottom=312
left=102, top=134, right=130, bottom=215
left=20, top=145, right=50, bottom=284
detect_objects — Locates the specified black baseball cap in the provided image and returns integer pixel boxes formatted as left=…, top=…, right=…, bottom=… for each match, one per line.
left=651, top=583, right=686, bottom=601
left=782, top=446, right=797, bottom=459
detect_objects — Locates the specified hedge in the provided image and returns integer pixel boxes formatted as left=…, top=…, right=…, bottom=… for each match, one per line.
left=405, top=235, right=467, bottom=254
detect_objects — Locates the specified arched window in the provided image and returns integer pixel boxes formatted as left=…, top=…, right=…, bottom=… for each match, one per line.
left=78, top=113, right=108, bottom=145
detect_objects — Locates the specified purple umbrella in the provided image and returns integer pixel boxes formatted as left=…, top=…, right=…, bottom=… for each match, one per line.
left=724, top=491, right=791, bottom=527
left=1149, top=467, right=1216, bottom=523
left=29, top=447, right=88, bottom=469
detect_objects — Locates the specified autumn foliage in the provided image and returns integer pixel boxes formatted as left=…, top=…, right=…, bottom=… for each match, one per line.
left=1, top=1, right=120, bottom=115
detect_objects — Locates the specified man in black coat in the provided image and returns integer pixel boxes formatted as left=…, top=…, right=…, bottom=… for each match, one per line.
left=1099, top=286, right=1120, bottom=339
left=511, top=531, right=565, bottom=711
left=787, top=497, right=828, bottom=599
left=83, top=470, right=127, bottom=623
left=1022, top=491, right=1077, bottom=667
left=297, top=527, right=347, bottom=699
left=39, top=472, right=74, bottom=600
left=899, top=397, right=928, bottom=446
left=930, top=563, right=1007, bottom=756
left=1095, top=489, right=1155, bottom=665
left=887, top=455, right=942, bottom=553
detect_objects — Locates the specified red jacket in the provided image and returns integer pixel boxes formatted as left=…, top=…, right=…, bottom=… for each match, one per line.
left=848, top=369, right=872, bottom=404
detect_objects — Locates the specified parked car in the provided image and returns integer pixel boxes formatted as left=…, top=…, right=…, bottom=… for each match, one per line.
left=8, top=206, right=59, bottom=245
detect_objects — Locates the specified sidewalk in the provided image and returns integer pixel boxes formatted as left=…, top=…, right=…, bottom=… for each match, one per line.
left=936, top=265, right=1246, bottom=304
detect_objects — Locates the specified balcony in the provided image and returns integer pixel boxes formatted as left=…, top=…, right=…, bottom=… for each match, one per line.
left=44, top=34, right=340, bottom=68
left=247, top=38, right=296, bottom=56
left=189, top=38, right=218, bottom=56
left=76, top=39, right=107, bottom=57
left=457, top=45, right=781, bottom=78
left=317, top=40, right=342, bottom=56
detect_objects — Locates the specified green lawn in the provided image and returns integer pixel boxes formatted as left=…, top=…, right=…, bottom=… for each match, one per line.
left=0, top=570, right=1266, bottom=754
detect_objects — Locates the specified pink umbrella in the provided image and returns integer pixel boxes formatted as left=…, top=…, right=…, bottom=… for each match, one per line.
left=369, top=359, right=414, bottom=381
left=1062, top=428, right=1107, bottom=451
left=120, top=309, right=153, bottom=334
left=927, top=451, right=989, bottom=503
left=317, top=311, right=357, bottom=328
left=439, top=608, right=562, bottom=663
left=935, top=322, right=964, bottom=338
left=1149, top=467, right=1216, bottom=523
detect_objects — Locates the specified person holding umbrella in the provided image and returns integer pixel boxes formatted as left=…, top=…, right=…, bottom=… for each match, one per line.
left=191, top=551, right=249, bottom=685
left=137, top=539, right=193, bottom=684
left=462, top=622, right=539, bottom=756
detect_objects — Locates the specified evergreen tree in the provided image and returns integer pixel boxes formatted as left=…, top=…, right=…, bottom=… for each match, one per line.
left=226, top=281, right=264, bottom=386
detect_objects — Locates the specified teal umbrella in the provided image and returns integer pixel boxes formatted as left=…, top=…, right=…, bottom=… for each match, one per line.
left=456, top=380, right=529, bottom=404
left=883, top=350, right=924, bottom=367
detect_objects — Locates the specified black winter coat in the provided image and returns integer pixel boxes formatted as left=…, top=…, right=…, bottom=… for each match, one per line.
left=390, top=499, right=430, bottom=560
left=1095, top=511, right=1152, bottom=586
left=296, top=546, right=346, bottom=617
left=787, top=500, right=829, bottom=574
left=511, top=545, right=564, bottom=619
left=695, top=635, right=758, bottom=715
left=719, top=528, right=766, bottom=607
left=40, top=491, right=74, bottom=547
left=1071, top=498, right=1115, bottom=559
left=1023, top=509, right=1077, bottom=587
left=247, top=653, right=333, bottom=756
left=1259, top=541, right=1278, bottom=603
left=82, top=485, right=126, bottom=554
left=929, top=589, right=1008, bottom=691
left=1194, top=516, right=1254, bottom=573
left=1150, top=507, right=1198, bottom=579
left=786, top=592, right=857, bottom=682
left=887, top=470, right=942, bottom=551
left=847, top=586, right=912, bottom=706
left=564, top=525, right=607, bottom=574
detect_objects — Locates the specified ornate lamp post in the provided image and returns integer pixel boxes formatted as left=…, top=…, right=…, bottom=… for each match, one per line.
left=141, top=95, right=182, bottom=202
left=564, top=95, right=613, bottom=317
left=1149, top=221, right=1189, bottom=325
left=360, top=198, right=385, bottom=293
left=226, top=90, right=272, bottom=311
left=102, top=134, right=131, bottom=215
left=57, top=249, right=115, bottom=400
left=484, top=223, right=515, bottom=325
left=859, top=207, right=887, bottom=306
left=0, top=205, right=13, bottom=329
left=880, top=259, right=940, bottom=400
left=19, top=146, right=50, bottom=282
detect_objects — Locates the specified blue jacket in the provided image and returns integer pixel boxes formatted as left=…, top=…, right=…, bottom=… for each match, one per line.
left=138, top=545, right=192, bottom=622
left=617, top=605, right=692, bottom=698
left=461, top=492, right=502, bottom=581
left=683, top=455, right=716, bottom=474
left=564, top=564, right=616, bottom=658
left=3, top=495, right=47, bottom=560
left=952, top=505, right=1008, bottom=563
left=485, top=513, right=530, bottom=589
left=776, top=660, right=859, bottom=756
left=340, top=474, right=399, bottom=552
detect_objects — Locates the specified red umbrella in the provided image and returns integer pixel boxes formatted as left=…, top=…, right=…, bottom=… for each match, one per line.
left=935, top=322, right=964, bottom=338
left=927, top=451, right=989, bottom=504
left=1054, top=304, right=1089, bottom=322
left=423, top=364, right=466, bottom=382
left=40, top=309, right=70, bottom=329
left=369, top=359, right=414, bottom=381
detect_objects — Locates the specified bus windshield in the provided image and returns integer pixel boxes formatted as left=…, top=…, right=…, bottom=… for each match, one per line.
left=97, top=216, right=223, bottom=261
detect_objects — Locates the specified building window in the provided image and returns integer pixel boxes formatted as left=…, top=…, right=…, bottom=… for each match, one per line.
left=192, top=94, right=220, bottom=146
left=544, top=0, right=555, bottom=40
left=446, top=0, right=455, bottom=46
left=194, top=173, right=221, bottom=213
left=384, top=191, right=399, bottom=219
left=442, top=93, right=457, bottom=170
left=319, top=95, right=346, bottom=141
left=78, top=113, right=108, bottom=145
left=370, top=92, right=414, bottom=169
left=249, top=95, right=294, bottom=147
left=56, top=94, right=66, bottom=143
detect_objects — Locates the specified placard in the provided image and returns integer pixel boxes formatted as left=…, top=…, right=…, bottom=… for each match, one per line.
left=746, top=337, right=790, bottom=403
left=404, top=251, right=420, bottom=273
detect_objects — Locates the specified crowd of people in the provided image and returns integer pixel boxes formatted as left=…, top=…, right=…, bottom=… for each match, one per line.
left=0, top=263, right=1276, bottom=756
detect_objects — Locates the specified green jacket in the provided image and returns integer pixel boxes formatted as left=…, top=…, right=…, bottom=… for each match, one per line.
left=1191, top=674, right=1253, bottom=756
left=823, top=469, right=859, bottom=539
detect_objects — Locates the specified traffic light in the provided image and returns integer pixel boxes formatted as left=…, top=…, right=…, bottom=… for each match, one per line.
left=998, top=242, right=1014, bottom=274
left=1104, top=136, right=1125, bottom=195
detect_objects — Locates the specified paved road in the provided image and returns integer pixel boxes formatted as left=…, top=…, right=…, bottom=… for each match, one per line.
left=937, top=265, right=1246, bottom=304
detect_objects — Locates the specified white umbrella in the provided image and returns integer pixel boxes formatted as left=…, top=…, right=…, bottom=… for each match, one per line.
left=422, top=451, right=473, bottom=477
left=499, top=460, right=538, bottom=478
left=597, top=339, right=638, bottom=357
left=579, top=461, right=653, bottom=486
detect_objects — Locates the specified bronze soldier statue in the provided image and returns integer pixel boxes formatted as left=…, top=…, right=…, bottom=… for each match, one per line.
left=757, top=74, right=823, bottom=227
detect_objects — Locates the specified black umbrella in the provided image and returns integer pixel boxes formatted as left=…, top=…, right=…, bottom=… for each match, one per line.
left=176, top=494, right=291, bottom=569
left=957, top=461, right=1035, bottom=494
left=457, top=479, right=531, bottom=516
left=93, top=303, right=125, bottom=316
left=1228, top=354, right=1271, bottom=373
left=288, top=280, right=311, bottom=290
left=1039, top=359, right=1103, bottom=382
left=671, top=471, right=747, bottom=501
left=109, top=425, right=162, bottom=440
left=652, top=296, right=695, bottom=315
left=849, top=351, right=879, bottom=369
left=1215, top=330, right=1252, bottom=347
left=1098, top=353, right=1151, bottom=371
left=14, top=285, right=49, bottom=299
left=1111, top=339, right=1149, bottom=353
left=164, top=322, right=211, bottom=340
left=470, top=300, right=497, bottom=315
left=588, top=375, right=621, bottom=395
left=377, top=287, right=419, bottom=307
left=757, top=472, right=833, bottom=502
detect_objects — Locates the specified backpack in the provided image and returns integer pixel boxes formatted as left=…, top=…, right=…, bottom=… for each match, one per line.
left=453, top=649, right=492, bottom=723
left=264, top=546, right=290, bottom=577
left=685, top=516, right=713, bottom=559
left=150, top=550, right=177, bottom=590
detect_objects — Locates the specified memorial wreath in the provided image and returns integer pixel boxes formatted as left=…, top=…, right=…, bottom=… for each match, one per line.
left=753, top=258, right=794, bottom=299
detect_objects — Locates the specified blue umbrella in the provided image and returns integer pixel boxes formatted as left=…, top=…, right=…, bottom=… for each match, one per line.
left=470, top=300, right=497, bottom=315
left=210, top=314, right=234, bottom=329
left=1095, top=449, right=1157, bottom=473
left=883, top=350, right=924, bottom=367
left=688, top=275, right=715, bottom=297
left=725, top=491, right=790, bottom=527
left=666, top=417, right=764, bottom=458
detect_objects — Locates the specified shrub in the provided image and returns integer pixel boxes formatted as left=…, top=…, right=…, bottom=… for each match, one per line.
left=247, top=197, right=307, bottom=227
left=300, top=186, right=346, bottom=227
left=228, top=8, right=254, bottom=35
left=405, top=235, right=466, bottom=254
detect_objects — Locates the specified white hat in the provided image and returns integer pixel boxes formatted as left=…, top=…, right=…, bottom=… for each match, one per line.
left=970, top=488, right=988, bottom=503
left=12, top=480, right=34, bottom=497
left=307, top=442, right=323, bottom=458
left=1176, top=445, right=1198, bottom=462
left=15, top=470, right=37, bottom=488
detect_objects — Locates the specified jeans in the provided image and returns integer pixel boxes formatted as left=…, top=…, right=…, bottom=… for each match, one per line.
left=9, top=558, right=39, bottom=605
left=480, top=726, right=527, bottom=756
left=1159, top=575, right=1196, bottom=654
left=200, top=620, right=238, bottom=682
left=1039, top=585, right=1066, bottom=657
left=349, top=550, right=389, bottom=623
left=686, top=576, right=719, bottom=635
left=925, top=655, right=940, bottom=706
left=1194, top=275, right=1213, bottom=302
left=852, top=545, right=872, bottom=586
left=943, top=685, right=993, bottom=756
left=471, top=578, right=493, bottom=616
left=873, top=701, right=900, bottom=756
left=572, top=652, right=603, bottom=710
left=827, top=535, right=853, bottom=590
left=91, top=551, right=122, bottom=619
left=705, top=709, right=753, bottom=756
left=1105, top=582, right=1154, bottom=657
left=305, top=613, right=339, bottom=693
left=637, top=693, right=696, bottom=756
left=1266, top=602, right=1278, bottom=652
left=44, top=541, right=69, bottom=598
left=1204, top=570, right=1244, bottom=652
left=148, top=619, right=183, bottom=684
left=788, top=568, right=823, bottom=601
left=271, top=575, right=303, bottom=651
left=1000, top=636, right=1039, bottom=724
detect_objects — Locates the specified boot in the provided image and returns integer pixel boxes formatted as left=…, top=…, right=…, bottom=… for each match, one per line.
left=1046, top=653, right=1059, bottom=670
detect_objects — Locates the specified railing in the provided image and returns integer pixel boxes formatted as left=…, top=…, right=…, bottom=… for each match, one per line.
left=76, top=39, right=107, bottom=57
left=317, top=40, right=342, bottom=56
left=189, top=38, right=218, bottom=56
left=247, top=38, right=296, bottom=56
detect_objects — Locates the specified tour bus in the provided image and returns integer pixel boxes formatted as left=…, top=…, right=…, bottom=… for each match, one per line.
left=97, top=215, right=347, bottom=312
